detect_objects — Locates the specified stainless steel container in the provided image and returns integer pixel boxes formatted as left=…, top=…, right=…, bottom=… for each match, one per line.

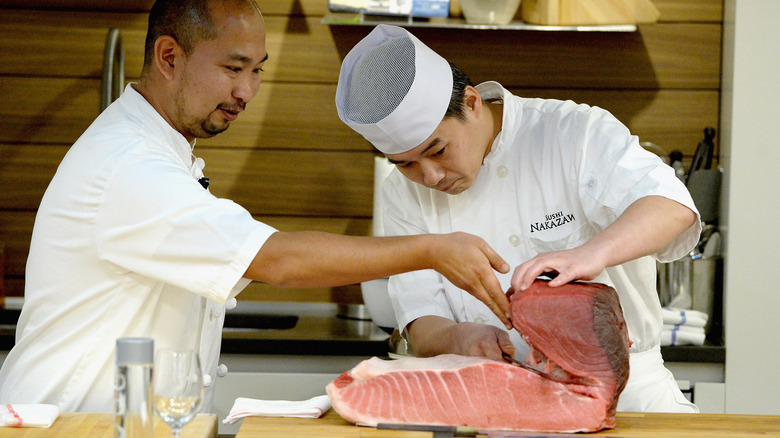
left=658, top=255, right=723, bottom=333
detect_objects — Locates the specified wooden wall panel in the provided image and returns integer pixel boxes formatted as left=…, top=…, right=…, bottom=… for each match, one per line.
left=328, top=23, right=721, bottom=90
left=0, top=0, right=724, bottom=23
left=0, top=77, right=718, bottom=154
left=0, top=77, right=366, bottom=150
left=0, top=77, right=100, bottom=145
left=0, top=0, right=330, bottom=16
left=0, top=13, right=343, bottom=83
left=0, top=145, right=375, bottom=215
left=197, top=82, right=367, bottom=151
left=1, top=12, right=721, bottom=88
left=0, top=212, right=35, bottom=279
left=199, top=148, right=375, bottom=217
left=0, top=1, right=724, bottom=302
left=653, top=0, right=722, bottom=22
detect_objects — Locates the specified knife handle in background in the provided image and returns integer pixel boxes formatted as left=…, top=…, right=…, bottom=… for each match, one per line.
left=686, top=127, right=717, bottom=183
left=702, top=127, right=716, bottom=169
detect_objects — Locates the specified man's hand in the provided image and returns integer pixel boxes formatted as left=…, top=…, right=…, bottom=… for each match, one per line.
left=510, top=246, right=604, bottom=292
left=429, top=232, right=512, bottom=329
left=408, top=316, right=515, bottom=362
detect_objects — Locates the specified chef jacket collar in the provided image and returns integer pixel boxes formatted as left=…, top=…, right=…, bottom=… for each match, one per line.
left=475, top=81, right=514, bottom=165
left=121, top=83, right=198, bottom=170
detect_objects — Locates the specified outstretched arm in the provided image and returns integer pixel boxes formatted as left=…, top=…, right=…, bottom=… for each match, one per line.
left=244, top=231, right=513, bottom=327
left=511, top=196, right=698, bottom=291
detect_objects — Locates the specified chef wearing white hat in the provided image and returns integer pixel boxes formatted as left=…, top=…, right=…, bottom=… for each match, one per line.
left=336, top=24, right=701, bottom=413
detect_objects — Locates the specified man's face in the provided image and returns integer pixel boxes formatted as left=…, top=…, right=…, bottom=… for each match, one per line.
left=386, top=93, right=493, bottom=195
left=173, top=6, right=267, bottom=141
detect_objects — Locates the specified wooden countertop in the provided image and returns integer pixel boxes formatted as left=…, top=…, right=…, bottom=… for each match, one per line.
left=0, top=413, right=217, bottom=437
left=236, top=409, right=780, bottom=437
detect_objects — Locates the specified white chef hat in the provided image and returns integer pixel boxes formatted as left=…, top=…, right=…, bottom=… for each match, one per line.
left=335, top=24, right=453, bottom=155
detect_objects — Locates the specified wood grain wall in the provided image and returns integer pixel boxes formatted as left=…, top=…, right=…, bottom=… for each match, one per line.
left=0, top=0, right=722, bottom=303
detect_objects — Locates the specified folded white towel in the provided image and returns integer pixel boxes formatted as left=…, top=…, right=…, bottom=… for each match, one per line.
left=662, top=327, right=706, bottom=346
left=223, top=395, right=331, bottom=425
left=0, top=404, right=60, bottom=428
left=663, top=324, right=705, bottom=334
left=662, top=307, right=708, bottom=328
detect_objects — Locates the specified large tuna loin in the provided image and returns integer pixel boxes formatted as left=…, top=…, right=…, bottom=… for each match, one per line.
left=326, top=280, right=630, bottom=432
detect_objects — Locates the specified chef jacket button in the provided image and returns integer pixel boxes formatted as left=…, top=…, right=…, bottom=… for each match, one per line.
left=225, top=298, right=237, bottom=310
left=210, top=307, right=224, bottom=320
left=509, top=234, right=521, bottom=247
left=203, top=374, right=213, bottom=388
left=195, top=157, right=205, bottom=169
left=497, top=166, right=508, bottom=178
left=217, top=364, right=228, bottom=378
left=474, top=316, right=486, bottom=324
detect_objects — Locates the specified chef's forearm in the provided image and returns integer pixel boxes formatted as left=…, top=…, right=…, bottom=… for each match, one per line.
left=584, top=195, right=698, bottom=268
left=405, top=316, right=459, bottom=357
left=243, top=231, right=436, bottom=288
left=242, top=230, right=511, bottom=326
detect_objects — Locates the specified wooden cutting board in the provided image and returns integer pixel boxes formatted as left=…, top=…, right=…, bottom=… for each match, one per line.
left=235, top=409, right=780, bottom=437
left=0, top=413, right=217, bottom=438
left=521, top=0, right=660, bottom=25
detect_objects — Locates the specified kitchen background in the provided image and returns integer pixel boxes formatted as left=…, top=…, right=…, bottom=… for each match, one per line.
left=0, top=0, right=777, bottom=418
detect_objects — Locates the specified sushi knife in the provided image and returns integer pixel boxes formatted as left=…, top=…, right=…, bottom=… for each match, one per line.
left=376, top=423, right=620, bottom=437
left=376, top=422, right=477, bottom=437
left=501, top=352, right=559, bottom=381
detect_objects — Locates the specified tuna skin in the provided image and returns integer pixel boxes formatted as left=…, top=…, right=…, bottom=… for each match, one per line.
left=326, top=280, right=630, bottom=432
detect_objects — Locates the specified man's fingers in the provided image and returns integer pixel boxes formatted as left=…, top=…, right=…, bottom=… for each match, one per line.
left=497, top=331, right=516, bottom=357
left=481, top=276, right=512, bottom=329
left=482, top=244, right=510, bottom=274
left=511, top=263, right=535, bottom=291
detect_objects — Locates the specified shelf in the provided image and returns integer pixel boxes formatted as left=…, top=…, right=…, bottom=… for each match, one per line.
left=322, top=12, right=637, bottom=32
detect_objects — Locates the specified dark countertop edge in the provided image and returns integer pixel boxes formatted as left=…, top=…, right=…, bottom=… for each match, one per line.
left=661, top=344, right=725, bottom=363
left=220, top=338, right=391, bottom=357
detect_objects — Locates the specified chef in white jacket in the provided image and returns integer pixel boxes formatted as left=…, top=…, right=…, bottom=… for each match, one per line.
left=335, top=24, right=701, bottom=413
left=0, top=3, right=514, bottom=413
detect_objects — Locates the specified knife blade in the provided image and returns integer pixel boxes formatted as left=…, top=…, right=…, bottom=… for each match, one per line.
left=501, top=352, right=560, bottom=381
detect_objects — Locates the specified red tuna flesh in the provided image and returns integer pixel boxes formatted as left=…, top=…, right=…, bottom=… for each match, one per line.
left=326, top=280, right=630, bottom=432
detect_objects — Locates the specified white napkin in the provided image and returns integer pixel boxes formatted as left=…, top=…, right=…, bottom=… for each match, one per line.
left=662, top=307, right=708, bottom=328
left=0, top=404, right=60, bottom=428
left=223, top=395, right=331, bottom=425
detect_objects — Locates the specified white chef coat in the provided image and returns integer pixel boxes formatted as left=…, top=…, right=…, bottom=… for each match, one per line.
left=383, top=82, right=701, bottom=412
left=0, top=84, right=277, bottom=412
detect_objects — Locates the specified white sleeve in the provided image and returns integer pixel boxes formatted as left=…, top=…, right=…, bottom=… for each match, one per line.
left=576, top=109, right=701, bottom=262
left=381, top=172, right=456, bottom=330
left=96, top=153, right=277, bottom=305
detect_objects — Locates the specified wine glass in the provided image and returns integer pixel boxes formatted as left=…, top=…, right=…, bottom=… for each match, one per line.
left=153, top=349, right=205, bottom=438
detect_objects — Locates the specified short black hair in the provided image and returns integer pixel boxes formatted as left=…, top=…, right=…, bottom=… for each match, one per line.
left=143, top=0, right=216, bottom=72
left=444, top=62, right=473, bottom=121
left=142, top=0, right=261, bottom=74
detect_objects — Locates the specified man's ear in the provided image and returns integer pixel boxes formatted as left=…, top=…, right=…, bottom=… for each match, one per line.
left=153, top=35, right=182, bottom=81
left=464, top=85, right=483, bottom=115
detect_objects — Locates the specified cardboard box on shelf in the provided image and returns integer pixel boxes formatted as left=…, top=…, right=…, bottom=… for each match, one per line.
left=521, top=0, right=659, bottom=25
